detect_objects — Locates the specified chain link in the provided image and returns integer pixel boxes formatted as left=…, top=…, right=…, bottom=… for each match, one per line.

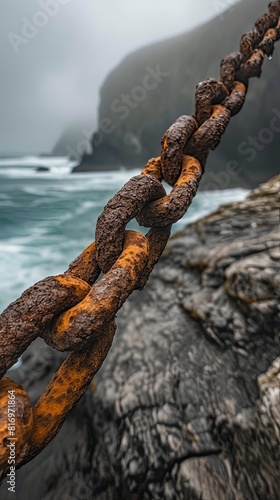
left=1, top=0, right=280, bottom=476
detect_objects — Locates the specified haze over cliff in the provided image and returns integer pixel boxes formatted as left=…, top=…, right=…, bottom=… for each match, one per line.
left=1, top=0, right=229, bottom=155
left=75, top=0, right=280, bottom=189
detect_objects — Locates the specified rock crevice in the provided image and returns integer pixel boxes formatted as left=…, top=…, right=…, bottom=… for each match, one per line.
left=1, top=175, right=279, bottom=499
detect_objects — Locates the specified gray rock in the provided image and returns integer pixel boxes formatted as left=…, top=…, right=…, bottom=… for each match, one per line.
left=1, top=175, right=279, bottom=499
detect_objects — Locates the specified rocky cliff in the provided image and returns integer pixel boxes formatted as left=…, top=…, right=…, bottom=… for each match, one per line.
left=1, top=174, right=279, bottom=499
left=74, top=0, right=280, bottom=190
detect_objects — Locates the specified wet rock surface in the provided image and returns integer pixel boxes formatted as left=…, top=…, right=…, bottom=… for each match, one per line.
left=1, top=176, right=279, bottom=499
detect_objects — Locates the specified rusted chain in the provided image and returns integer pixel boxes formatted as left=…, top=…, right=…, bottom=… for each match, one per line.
left=0, top=1, right=280, bottom=477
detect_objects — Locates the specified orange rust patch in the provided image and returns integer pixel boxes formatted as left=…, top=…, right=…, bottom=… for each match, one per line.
left=0, top=378, right=33, bottom=469
left=27, top=323, right=116, bottom=462
left=233, top=81, right=247, bottom=94
left=75, top=242, right=97, bottom=267
left=55, top=275, right=91, bottom=298
left=46, top=231, right=149, bottom=351
left=141, top=157, right=162, bottom=181
left=211, top=104, right=228, bottom=118
left=175, top=156, right=202, bottom=186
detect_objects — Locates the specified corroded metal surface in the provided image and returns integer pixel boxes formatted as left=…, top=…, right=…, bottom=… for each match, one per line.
left=0, top=379, right=33, bottom=475
left=0, top=1, right=280, bottom=475
left=137, top=156, right=202, bottom=227
left=44, top=231, right=149, bottom=351
left=95, top=175, right=165, bottom=273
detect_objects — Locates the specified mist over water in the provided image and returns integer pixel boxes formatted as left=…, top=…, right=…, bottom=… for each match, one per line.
left=0, top=157, right=249, bottom=312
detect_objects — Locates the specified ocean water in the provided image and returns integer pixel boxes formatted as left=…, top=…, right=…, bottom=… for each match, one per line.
left=0, top=156, right=249, bottom=313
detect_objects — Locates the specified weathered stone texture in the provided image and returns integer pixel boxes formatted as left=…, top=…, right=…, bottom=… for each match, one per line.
left=1, top=176, right=279, bottom=499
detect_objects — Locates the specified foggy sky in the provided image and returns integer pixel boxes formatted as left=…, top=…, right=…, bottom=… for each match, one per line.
left=0, top=0, right=241, bottom=154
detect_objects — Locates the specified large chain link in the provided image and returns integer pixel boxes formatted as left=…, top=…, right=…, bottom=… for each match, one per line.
left=1, top=1, right=280, bottom=475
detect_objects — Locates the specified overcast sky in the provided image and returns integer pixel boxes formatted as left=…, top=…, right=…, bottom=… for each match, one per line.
left=0, top=0, right=240, bottom=154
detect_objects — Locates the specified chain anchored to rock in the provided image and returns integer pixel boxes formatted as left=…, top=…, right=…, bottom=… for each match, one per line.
left=1, top=0, right=280, bottom=476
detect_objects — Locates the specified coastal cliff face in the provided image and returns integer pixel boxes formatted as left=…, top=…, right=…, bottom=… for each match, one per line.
left=74, top=0, right=280, bottom=190
left=2, top=175, right=279, bottom=499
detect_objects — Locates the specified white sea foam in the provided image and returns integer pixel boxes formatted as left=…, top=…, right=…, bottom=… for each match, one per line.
left=0, top=157, right=249, bottom=314
left=0, top=156, right=76, bottom=179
